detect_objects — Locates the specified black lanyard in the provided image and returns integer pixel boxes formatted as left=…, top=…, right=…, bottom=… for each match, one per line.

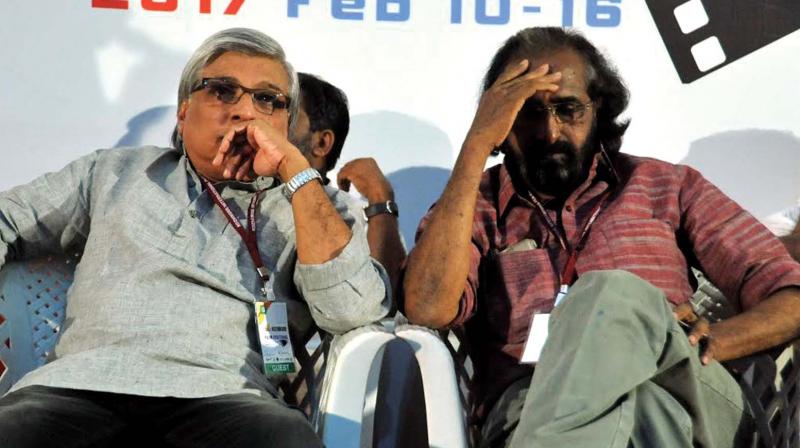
left=200, top=177, right=270, bottom=298
left=526, top=189, right=611, bottom=294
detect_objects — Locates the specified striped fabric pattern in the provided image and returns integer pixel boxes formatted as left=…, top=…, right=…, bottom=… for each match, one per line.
left=419, top=152, right=800, bottom=417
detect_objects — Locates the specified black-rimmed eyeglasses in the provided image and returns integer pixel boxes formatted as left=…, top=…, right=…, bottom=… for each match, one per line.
left=192, top=77, right=291, bottom=116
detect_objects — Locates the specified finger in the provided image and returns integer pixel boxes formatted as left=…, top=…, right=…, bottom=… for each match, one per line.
left=688, top=318, right=710, bottom=345
left=248, top=122, right=280, bottom=153
left=252, top=148, right=285, bottom=177
left=507, top=81, right=561, bottom=99
left=214, top=128, right=237, bottom=166
left=337, top=175, right=352, bottom=192
left=505, top=73, right=563, bottom=96
left=215, top=125, right=249, bottom=166
left=362, top=158, right=380, bottom=171
left=499, top=70, right=561, bottom=96
left=494, top=60, right=534, bottom=85
left=236, top=159, right=253, bottom=181
left=517, top=70, right=563, bottom=84
left=338, top=160, right=354, bottom=173
left=223, top=153, right=243, bottom=179
left=498, top=79, right=562, bottom=109
left=700, top=336, right=715, bottom=365
left=673, top=302, right=696, bottom=322
left=225, top=143, right=254, bottom=177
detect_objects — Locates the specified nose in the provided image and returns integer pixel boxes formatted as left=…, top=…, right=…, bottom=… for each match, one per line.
left=535, top=110, right=562, bottom=145
left=230, top=93, right=257, bottom=122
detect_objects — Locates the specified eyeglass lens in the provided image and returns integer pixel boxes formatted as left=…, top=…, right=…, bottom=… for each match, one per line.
left=203, top=79, right=287, bottom=115
left=522, top=100, right=588, bottom=124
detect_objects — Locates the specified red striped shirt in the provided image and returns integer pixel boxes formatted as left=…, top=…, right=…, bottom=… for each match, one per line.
left=418, top=153, right=800, bottom=417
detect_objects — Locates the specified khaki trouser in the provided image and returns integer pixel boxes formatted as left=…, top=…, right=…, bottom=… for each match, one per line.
left=480, top=270, right=752, bottom=448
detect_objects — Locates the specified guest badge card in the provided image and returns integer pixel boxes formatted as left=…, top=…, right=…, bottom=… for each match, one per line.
left=254, top=301, right=296, bottom=374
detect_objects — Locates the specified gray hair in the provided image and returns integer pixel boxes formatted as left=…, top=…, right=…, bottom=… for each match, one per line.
left=171, top=28, right=299, bottom=148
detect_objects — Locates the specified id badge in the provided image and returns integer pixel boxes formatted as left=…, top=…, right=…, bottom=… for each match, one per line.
left=520, top=285, right=568, bottom=364
left=520, top=313, right=549, bottom=364
left=254, top=301, right=296, bottom=374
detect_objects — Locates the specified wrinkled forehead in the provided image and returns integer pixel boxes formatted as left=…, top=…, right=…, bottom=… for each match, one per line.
left=514, top=49, right=591, bottom=100
left=201, top=51, right=291, bottom=94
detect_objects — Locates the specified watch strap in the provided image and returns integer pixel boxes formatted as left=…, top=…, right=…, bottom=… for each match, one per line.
left=363, top=200, right=399, bottom=220
left=283, top=168, right=322, bottom=201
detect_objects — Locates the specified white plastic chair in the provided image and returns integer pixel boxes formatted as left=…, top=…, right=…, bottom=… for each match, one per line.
left=395, top=324, right=470, bottom=448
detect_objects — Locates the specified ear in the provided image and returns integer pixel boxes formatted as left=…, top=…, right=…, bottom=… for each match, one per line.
left=311, top=129, right=336, bottom=158
left=176, top=101, right=189, bottom=136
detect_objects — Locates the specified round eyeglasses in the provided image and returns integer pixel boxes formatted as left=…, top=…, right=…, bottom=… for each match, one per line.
left=523, top=100, right=593, bottom=124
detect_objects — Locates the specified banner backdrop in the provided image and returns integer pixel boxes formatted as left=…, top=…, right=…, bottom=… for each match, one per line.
left=2, top=1, right=799, bottom=245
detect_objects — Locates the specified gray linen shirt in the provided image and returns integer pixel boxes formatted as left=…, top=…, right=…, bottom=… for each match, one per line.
left=0, top=146, right=389, bottom=398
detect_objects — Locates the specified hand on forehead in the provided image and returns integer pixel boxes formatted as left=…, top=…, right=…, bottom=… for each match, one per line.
left=518, top=49, right=589, bottom=100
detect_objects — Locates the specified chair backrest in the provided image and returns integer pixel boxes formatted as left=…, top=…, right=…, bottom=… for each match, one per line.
left=0, top=255, right=77, bottom=394
left=0, top=256, right=328, bottom=424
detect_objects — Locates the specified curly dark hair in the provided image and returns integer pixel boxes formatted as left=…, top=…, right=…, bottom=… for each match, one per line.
left=298, top=72, right=350, bottom=173
left=483, top=27, right=630, bottom=156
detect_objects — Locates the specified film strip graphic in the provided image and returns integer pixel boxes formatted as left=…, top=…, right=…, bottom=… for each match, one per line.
left=645, top=0, right=800, bottom=83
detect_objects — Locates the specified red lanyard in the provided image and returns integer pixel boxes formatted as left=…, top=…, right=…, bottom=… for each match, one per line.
left=200, top=177, right=270, bottom=297
left=526, top=189, right=611, bottom=293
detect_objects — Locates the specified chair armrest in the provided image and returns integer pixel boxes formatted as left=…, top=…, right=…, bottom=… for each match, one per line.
left=395, top=324, right=470, bottom=448
left=317, top=324, right=395, bottom=448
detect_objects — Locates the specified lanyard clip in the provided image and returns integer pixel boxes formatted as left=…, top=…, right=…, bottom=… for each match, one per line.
left=260, top=281, right=277, bottom=302
left=256, top=267, right=274, bottom=301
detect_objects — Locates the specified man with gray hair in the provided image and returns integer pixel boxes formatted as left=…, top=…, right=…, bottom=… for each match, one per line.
left=0, top=28, right=389, bottom=447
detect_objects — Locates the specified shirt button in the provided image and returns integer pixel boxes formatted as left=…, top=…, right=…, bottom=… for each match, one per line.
left=188, top=209, right=198, bottom=218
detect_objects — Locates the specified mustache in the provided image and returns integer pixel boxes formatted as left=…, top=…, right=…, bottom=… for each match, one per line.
left=540, top=140, right=577, bottom=156
left=524, top=140, right=579, bottom=163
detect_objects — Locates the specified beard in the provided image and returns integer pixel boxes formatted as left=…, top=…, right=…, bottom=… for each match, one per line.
left=506, top=126, right=598, bottom=199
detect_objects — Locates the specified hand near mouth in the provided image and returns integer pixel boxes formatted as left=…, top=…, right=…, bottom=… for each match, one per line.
left=212, top=120, right=307, bottom=182
left=212, top=130, right=257, bottom=181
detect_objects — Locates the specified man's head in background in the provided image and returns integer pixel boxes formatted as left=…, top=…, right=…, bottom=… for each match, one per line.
left=291, top=73, right=350, bottom=178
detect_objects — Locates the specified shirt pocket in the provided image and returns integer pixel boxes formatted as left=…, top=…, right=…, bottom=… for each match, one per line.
left=483, top=248, right=558, bottom=341
left=596, top=218, right=688, bottom=296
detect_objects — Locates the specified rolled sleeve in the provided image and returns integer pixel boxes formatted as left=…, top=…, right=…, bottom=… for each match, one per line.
left=680, top=166, right=800, bottom=310
left=293, top=210, right=390, bottom=335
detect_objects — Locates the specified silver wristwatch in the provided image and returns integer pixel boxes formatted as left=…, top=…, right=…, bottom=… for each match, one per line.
left=283, top=168, right=322, bottom=201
